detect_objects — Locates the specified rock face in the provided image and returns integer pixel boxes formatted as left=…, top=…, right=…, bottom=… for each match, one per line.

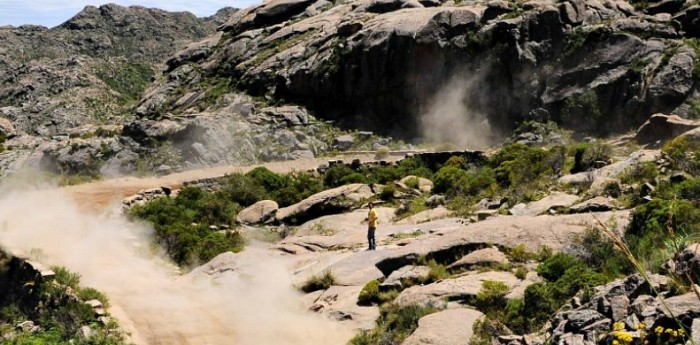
left=0, top=4, right=236, bottom=175
left=402, top=308, right=484, bottom=345
left=142, top=0, right=700, bottom=142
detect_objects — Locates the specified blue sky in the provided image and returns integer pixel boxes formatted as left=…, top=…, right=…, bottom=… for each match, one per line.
left=0, top=0, right=261, bottom=28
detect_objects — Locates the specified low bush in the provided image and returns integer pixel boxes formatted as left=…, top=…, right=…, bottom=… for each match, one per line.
left=324, top=165, right=356, bottom=188
left=0, top=266, right=125, bottom=344
left=358, top=280, right=381, bottom=306
left=536, top=252, right=580, bottom=282
left=433, top=166, right=496, bottom=200
left=473, top=280, right=509, bottom=315
left=569, top=141, right=612, bottom=174
left=300, top=271, right=336, bottom=293
left=129, top=191, right=244, bottom=267
left=350, top=304, right=438, bottom=345
left=626, top=199, right=700, bottom=271
left=661, top=136, right=700, bottom=174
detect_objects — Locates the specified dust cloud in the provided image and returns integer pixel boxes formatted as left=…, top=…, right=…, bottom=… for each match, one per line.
left=0, top=176, right=352, bottom=345
left=419, top=70, right=499, bottom=150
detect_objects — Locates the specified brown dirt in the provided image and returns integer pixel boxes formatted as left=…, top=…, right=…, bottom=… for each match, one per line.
left=64, top=155, right=383, bottom=212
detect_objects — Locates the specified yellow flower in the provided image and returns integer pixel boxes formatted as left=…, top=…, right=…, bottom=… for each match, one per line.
left=655, top=326, right=664, bottom=335
left=613, top=322, right=626, bottom=331
left=613, top=340, right=620, bottom=345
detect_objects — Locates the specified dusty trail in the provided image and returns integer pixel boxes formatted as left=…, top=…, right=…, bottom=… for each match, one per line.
left=64, top=157, right=332, bottom=212
left=1, top=155, right=389, bottom=345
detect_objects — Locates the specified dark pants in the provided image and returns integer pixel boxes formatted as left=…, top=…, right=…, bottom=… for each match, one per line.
left=367, top=226, right=376, bottom=250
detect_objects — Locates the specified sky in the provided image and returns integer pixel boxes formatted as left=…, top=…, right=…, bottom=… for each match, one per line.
left=0, top=0, right=261, bottom=28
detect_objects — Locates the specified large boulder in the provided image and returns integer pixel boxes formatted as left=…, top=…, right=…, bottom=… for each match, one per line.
left=568, top=196, right=618, bottom=213
left=447, top=247, right=509, bottom=270
left=394, top=271, right=524, bottom=307
left=275, top=184, right=375, bottom=224
left=508, top=192, right=580, bottom=216
left=402, top=308, right=484, bottom=345
left=634, top=113, right=698, bottom=147
left=236, top=200, right=279, bottom=225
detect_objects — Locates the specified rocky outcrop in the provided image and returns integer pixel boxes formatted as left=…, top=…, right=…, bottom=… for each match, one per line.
left=236, top=200, right=279, bottom=224
left=142, top=0, right=700, bottom=142
left=375, top=212, right=630, bottom=277
left=537, top=274, right=681, bottom=345
left=403, top=308, right=484, bottom=345
left=509, top=192, right=580, bottom=216
left=394, top=271, right=526, bottom=307
left=635, top=113, right=699, bottom=147
left=275, top=183, right=375, bottom=224
left=447, top=247, right=509, bottom=270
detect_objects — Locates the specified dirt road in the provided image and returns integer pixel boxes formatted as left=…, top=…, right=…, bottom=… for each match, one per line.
left=64, top=155, right=383, bottom=211
left=44, top=154, right=386, bottom=344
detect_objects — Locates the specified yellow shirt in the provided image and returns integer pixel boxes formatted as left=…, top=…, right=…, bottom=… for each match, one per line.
left=368, top=208, right=379, bottom=227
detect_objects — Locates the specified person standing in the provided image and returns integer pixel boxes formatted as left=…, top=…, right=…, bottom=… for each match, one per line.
left=367, top=202, right=378, bottom=250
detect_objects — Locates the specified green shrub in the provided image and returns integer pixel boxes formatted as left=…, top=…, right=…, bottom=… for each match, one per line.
left=324, top=164, right=355, bottom=187
left=569, top=141, right=612, bottom=173
left=358, top=279, right=381, bottom=306
left=4, top=267, right=126, bottom=344
left=380, top=183, right=397, bottom=201
left=572, top=227, right=631, bottom=278
left=220, top=173, right=266, bottom=207
left=246, top=167, right=285, bottom=192
left=474, top=280, right=509, bottom=315
left=508, top=244, right=533, bottom=263
left=350, top=304, right=438, bottom=345
left=340, top=172, right=369, bottom=185
left=301, top=271, right=336, bottom=293
left=662, top=136, right=700, bottom=174
left=561, top=91, right=603, bottom=131
left=514, top=267, right=528, bottom=280
left=433, top=166, right=496, bottom=198
left=619, top=161, right=659, bottom=185
left=445, top=156, right=468, bottom=169
left=404, top=176, right=420, bottom=189
left=489, top=144, right=560, bottom=200
left=271, top=171, right=323, bottom=207
left=129, top=195, right=244, bottom=267
left=536, top=253, right=580, bottom=282
left=77, top=287, right=110, bottom=308
left=675, top=178, right=700, bottom=200
left=95, top=61, right=154, bottom=102
left=374, top=147, right=390, bottom=160
left=627, top=199, right=700, bottom=271
left=52, top=266, right=81, bottom=289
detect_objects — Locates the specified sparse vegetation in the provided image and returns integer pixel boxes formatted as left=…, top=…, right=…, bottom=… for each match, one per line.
left=0, top=266, right=125, bottom=344
left=300, top=271, right=336, bottom=293
left=349, top=304, right=439, bottom=345
left=96, top=60, right=154, bottom=102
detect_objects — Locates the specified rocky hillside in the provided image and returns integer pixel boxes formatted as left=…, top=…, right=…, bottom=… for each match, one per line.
left=3, top=0, right=700, bottom=179
left=143, top=0, right=700, bottom=140
left=0, top=5, right=237, bottom=177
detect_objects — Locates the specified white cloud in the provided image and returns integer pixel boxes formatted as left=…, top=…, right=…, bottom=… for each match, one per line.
left=0, top=0, right=260, bottom=27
